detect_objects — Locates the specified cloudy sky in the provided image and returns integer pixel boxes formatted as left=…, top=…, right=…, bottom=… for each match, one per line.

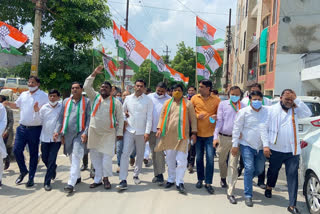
left=22, top=0, right=237, bottom=58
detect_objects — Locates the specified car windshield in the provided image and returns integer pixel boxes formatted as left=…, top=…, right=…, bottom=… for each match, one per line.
left=6, top=78, right=17, bottom=84
left=18, top=79, right=27, bottom=85
left=305, top=102, right=320, bottom=117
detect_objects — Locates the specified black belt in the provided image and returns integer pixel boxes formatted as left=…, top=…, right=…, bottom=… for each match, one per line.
left=219, top=133, right=232, bottom=137
left=20, top=125, right=42, bottom=129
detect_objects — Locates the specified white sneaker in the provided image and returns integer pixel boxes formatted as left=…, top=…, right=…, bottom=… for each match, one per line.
left=133, top=176, right=141, bottom=185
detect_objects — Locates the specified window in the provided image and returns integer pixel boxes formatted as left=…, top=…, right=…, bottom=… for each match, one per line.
left=243, top=31, right=246, bottom=51
left=241, top=64, right=244, bottom=83
left=260, top=65, right=266, bottom=76
left=269, top=43, right=275, bottom=72
left=272, top=0, right=278, bottom=25
left=262, top=16, right=269, bottom=29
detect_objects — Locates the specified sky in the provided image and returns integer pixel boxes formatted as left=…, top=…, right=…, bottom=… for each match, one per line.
left=22, top=0, right=237, bottom=59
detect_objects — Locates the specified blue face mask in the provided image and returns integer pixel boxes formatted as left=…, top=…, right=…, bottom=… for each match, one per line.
left=116, top=97, right=122, bottom=102
left=230, top=95, right=240, bottom=103
left=251, top=100, right=262, bottom=110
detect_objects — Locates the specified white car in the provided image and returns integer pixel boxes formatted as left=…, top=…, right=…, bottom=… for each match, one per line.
left=301, top=129, right=320, bottom=214
left=272, top=96, right=320, bottom=139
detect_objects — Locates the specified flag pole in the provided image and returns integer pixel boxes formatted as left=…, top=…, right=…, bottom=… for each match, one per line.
left=148, top=54, right=151, bottom=88
left=195, top=47, right=198, bottom=93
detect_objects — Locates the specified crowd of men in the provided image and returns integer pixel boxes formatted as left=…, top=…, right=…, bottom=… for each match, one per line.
left=0, top=65, right=311, bottom=214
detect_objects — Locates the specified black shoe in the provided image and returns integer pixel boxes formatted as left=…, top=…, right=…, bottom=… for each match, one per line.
left=157, top=174, right=164, bottom=186
left=4, top=158, right=10, bottom=170
left=0, top=180, right=2, bottom=187
left=258, top=183, right=266, bottom=189
left=64, top=185, right=74, bottom=193
left=245, top=197, right=253, bottom=207
left=76, top=177, right=81, bottom=185
left=80, top=165, right=88, bottom=171
left=52, top=170, right=57, bottom=180
left=227, top=195, right=237, bottom=204
left=176, top=183, right=186, bottom=194
left=196, top=180, right=203, bottom=189
left=205, top=184, right=215, bottom=194
left=44, top=185, right=52, bottom=191
left=237, top=167, right=243, bottom=177
left=15, top=172, right=28, bottom=184
left=165, top=182, right=174, bottom=188
left=26, top=179, right=34, bottom=187
left=220, top=178, right=228, bottom=188
left=265, top=189, right=272, bottom=198
left=287, top=206, right=300, bottom=214
left=116, top=180, right=128, bottom=190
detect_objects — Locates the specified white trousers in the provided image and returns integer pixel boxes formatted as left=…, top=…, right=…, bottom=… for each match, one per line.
left=0, top=153, right=3, bottom=181
left=90, top=149, right=113, bottom=183
left=119, top=131, right=145, bottom=180
left=68, top=142, right=84, bottom=186
left=144, top=142, right=150, bottom=159
left=166, top=149, right=188, bottom=185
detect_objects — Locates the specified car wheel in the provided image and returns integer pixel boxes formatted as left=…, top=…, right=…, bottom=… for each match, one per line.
left=305, top=172, right=320, bottom=214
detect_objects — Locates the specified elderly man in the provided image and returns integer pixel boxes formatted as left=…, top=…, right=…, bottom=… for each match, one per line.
left=265, top=89, right=311, bottom=214
left=3, top=76, right=48, bottom=187
left=84, top=65, right=124, bottom=189
left=54, top=82, right=91, bottom=194
left=0, top=103, right=7, bottom=186
left=156, top=83, right=197, bottom=194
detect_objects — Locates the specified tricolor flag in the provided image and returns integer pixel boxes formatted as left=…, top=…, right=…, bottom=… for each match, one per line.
left=166, top=65, right=189, bottom=85
left=101, top=52, right=119, bottom=80
left=196, top=63, right=211, bottom=80
left=150, top=49, right=172, bottom=79
left=197, top=45, right=222, bottom=75
left=196, top=17, right=217, bottom=46
left=0, top=21, right=28, bottom=55
left=118, top=26, right=150, bottom=72
left=112, top=20, right=120, bottom=47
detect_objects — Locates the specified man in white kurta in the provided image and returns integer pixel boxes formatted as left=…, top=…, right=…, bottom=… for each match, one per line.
left=0, top=103, right=7, bottom=186
left=84, top=66, right=124, bottom=189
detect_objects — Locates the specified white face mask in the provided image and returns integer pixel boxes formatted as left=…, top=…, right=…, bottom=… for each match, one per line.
left=155, top=93, right=165, bottom=99
left=49, top=101, right=58, bottom=107
left=28, top=86, right=38, bottom=92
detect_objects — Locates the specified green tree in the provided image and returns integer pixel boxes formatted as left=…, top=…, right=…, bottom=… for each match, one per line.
left=170, top=42, right=196, bottom=89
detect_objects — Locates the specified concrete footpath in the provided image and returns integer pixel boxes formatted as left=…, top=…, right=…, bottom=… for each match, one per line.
left=0, top=150, right=308, bottom=214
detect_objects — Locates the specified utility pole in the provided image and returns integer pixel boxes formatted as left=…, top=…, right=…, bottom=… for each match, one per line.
left=225, top=8, right=232, bottom=92
left=162, top=45, right=170, bottom=82
left=163, top=45, right=170, bottom=64
left=30, top=0, right=46, bottom=77
left=122, top=0, right=130, bottom=92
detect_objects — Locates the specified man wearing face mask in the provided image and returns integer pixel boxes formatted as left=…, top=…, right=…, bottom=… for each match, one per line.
left=3, top=76, right=48, bottom=187
left=34, top=89, right=62, bottom=191
left=238, top=83, right=272, bottom=189
left=155, top=84, right=197, bottom=194
left=148, top=82, right=170, bottom=185
left=213, top=86, right=245, bottom=204
left=53, top=81, right=91, bottom=194
left=265, top=89, right=311, bottom=214
left=231, top=91, right=269, bottom=207
left=116, top=79, right=153, bottom=190
left=84, top=66, right=124, bottom=190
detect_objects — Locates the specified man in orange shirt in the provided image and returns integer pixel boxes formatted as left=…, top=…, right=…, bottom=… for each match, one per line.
left=191, top=80, right=220, bottom=194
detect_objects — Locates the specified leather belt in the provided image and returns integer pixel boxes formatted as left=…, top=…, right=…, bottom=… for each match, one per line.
left=219, top=133, right=232, bottom=137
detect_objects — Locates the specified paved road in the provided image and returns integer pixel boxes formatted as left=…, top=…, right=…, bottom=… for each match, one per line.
left=0, top=152, right=309, bottom=214
left=0, top=110, right=309, bottom=214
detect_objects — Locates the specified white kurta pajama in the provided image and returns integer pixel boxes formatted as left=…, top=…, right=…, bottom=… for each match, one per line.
left=0, top=104, right=7, bottom=182
left=84, top=76, right=124, bottom=183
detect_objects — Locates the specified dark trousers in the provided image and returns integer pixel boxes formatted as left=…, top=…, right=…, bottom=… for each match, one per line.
left=41, top=142, right=61, bottom=185
left=187, top=144, right=196, bottom=167
left=3, top=137, right=11, bottom=164
left=266, top=150, right=300, bottom=207
left=13, top=125, right=42, bottom=180
left=195, top=136, right=215, bottom=184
